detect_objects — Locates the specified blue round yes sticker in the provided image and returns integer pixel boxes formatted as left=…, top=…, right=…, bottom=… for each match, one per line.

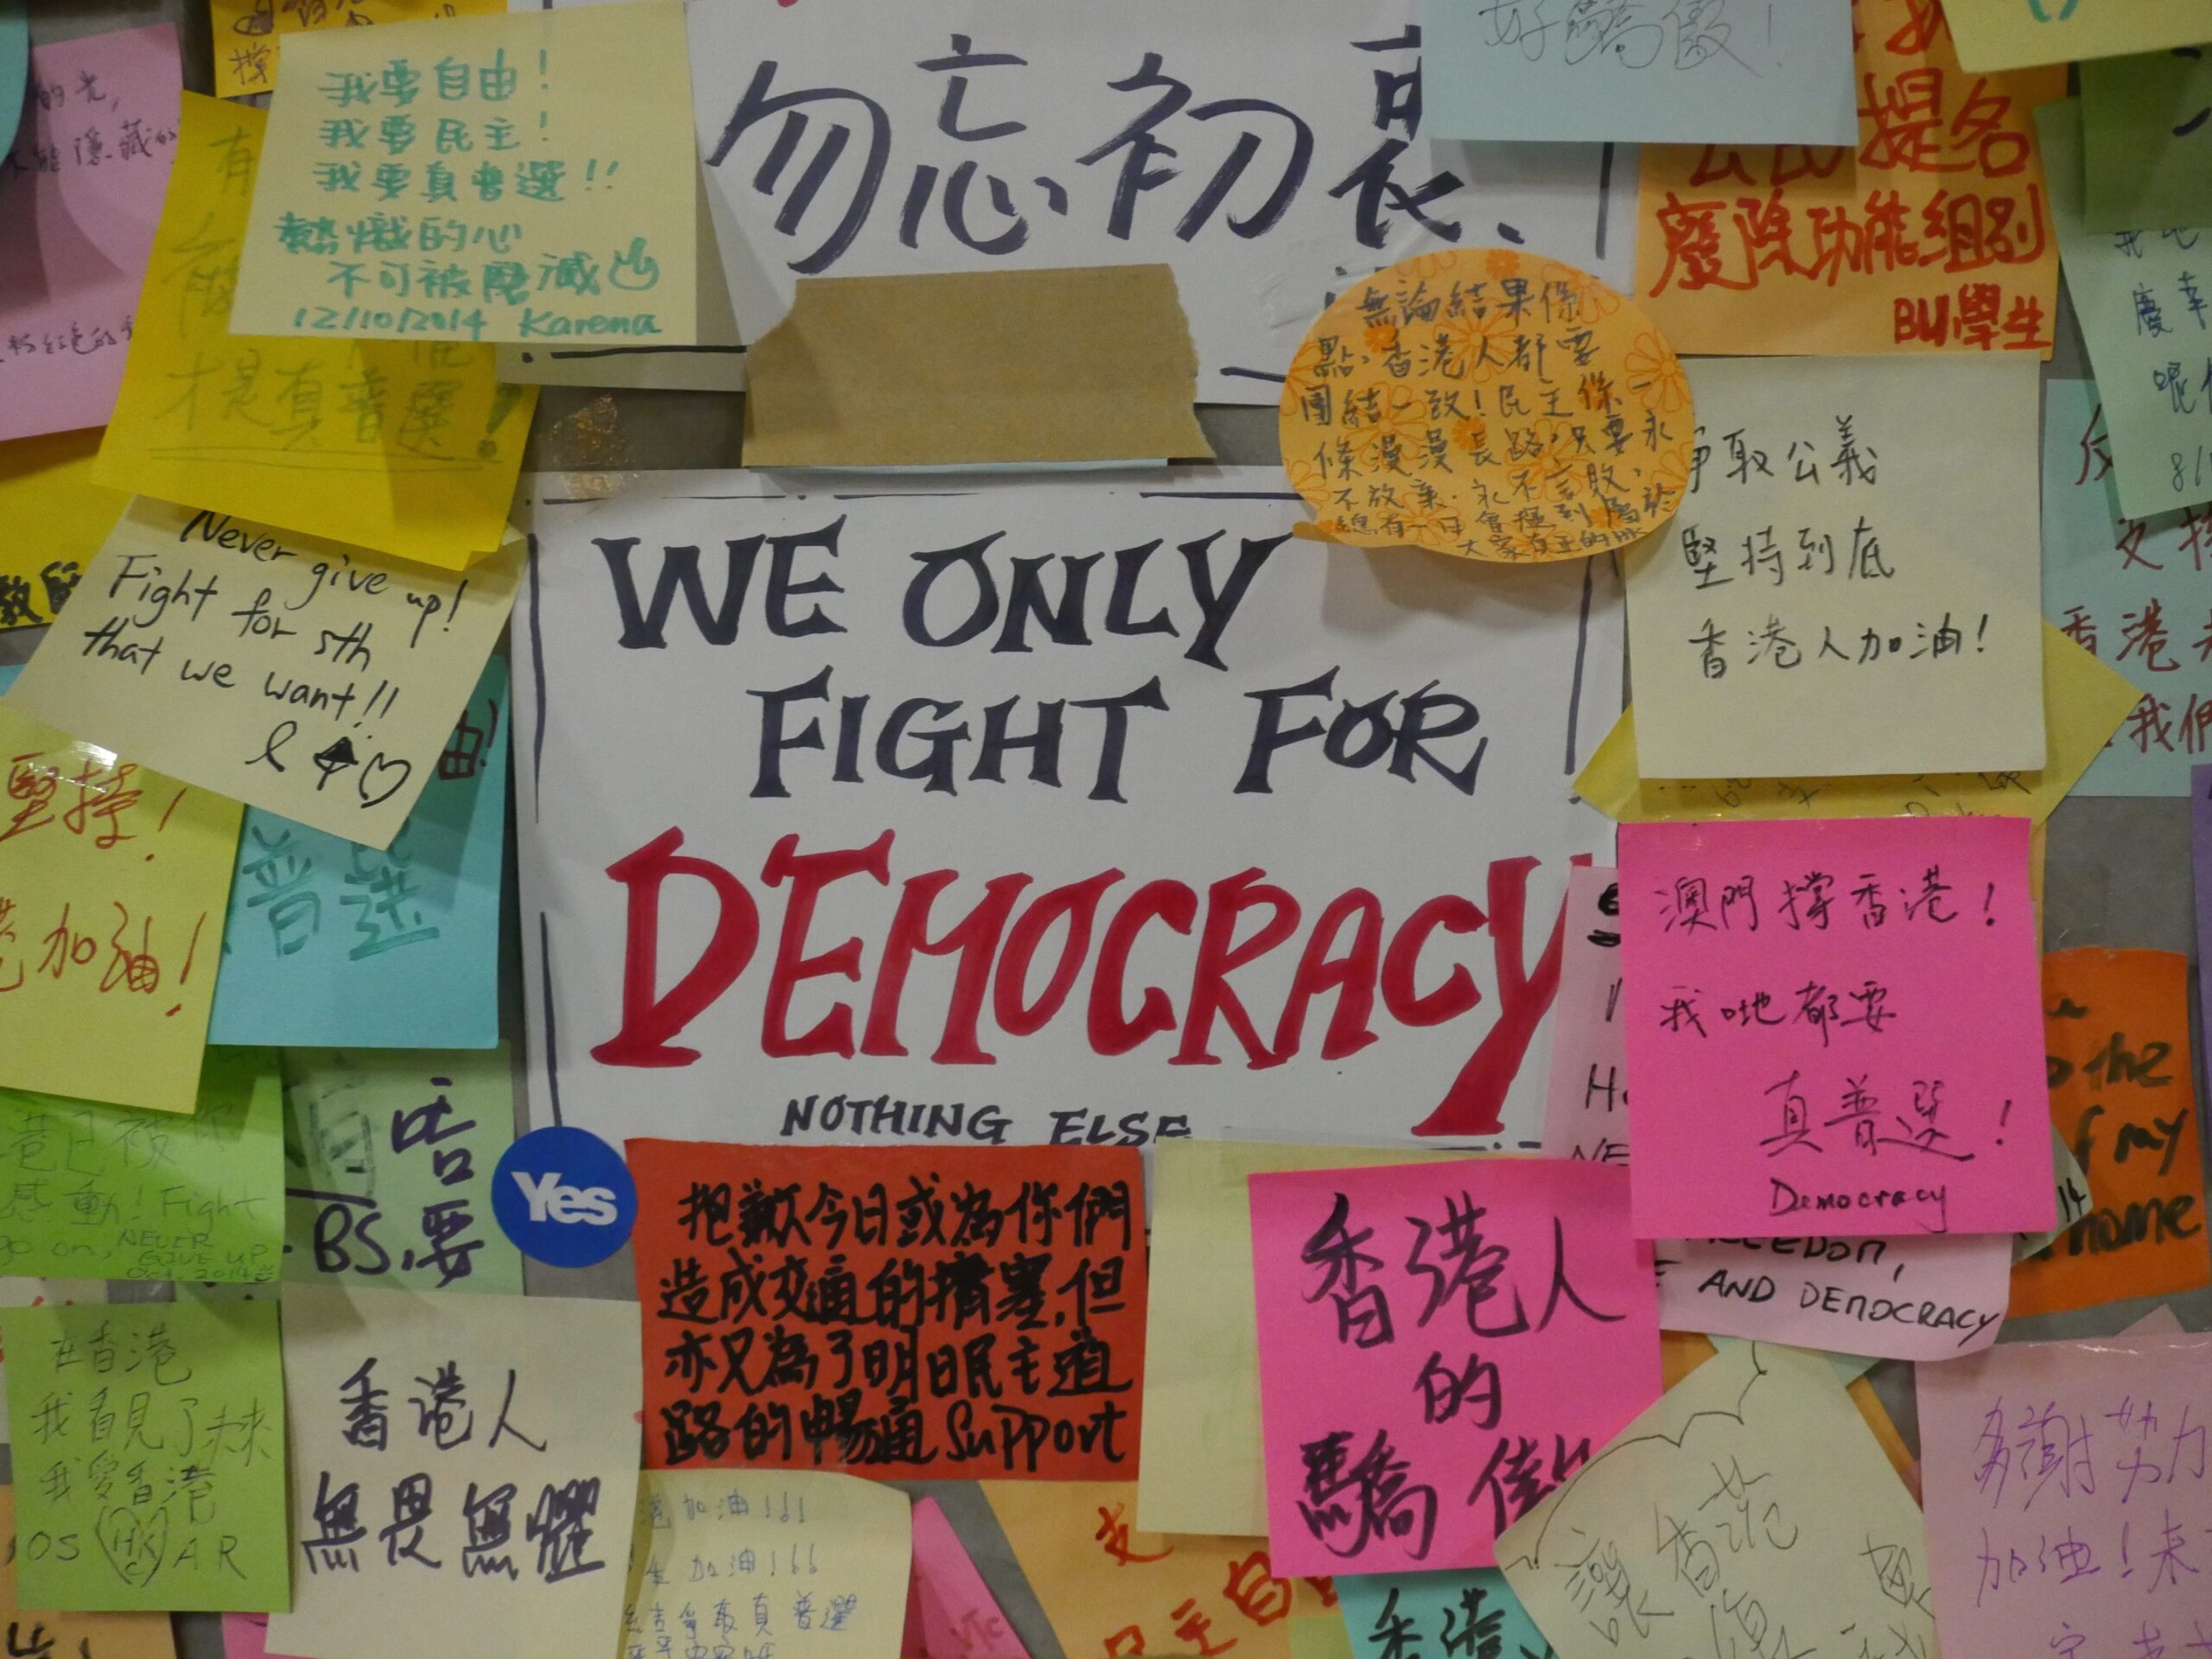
left=493, top=1125, right=637, bottom=1268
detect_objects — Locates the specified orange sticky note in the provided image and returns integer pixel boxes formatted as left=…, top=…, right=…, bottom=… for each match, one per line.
left=2012, top=949, right=2212, bottom=1316
left=1635, top=0, right=2065, bottom=356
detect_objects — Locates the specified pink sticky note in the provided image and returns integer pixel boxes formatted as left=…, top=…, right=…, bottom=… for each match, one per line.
left=1619, top=816, right=2051, bottom=1240
left=901, top=1498, right=1027, bottom=1659
left=1248, top=1158, right=1660, bottom=1574
left=224, top=1613, right=301, bottom=1659
left=1540, top=865, right=1629, bottom=1165
left=1917, top=1333, right=2212, bottom=1659
left=0, top=22, right=180, bottom=442
left=1657, top=1231, right=2013, bottom=1357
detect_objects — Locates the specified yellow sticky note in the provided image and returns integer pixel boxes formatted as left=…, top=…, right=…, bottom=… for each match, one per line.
left=1137, top=1141, right=1486, bottom=1539
left=1576, top=623, right=2139, bottom=827
left=228, top=3, right=698, bottom=346
left=982, top=1481, right=1338, bottom=1659
left=8, top=497, right=521, bottom=851
left=1944, top=0, right=2212, bottom=71
left=624, top=1473, right=911, bottom=1659
left=209, top=0, right=509, bottom=100
left=0, top=430, right=129, bottom=631
left=97, top=94, right=535, bottom=572
left=1622, top=355, right=2046, bottom=779
left=0, top=682, right=240, bottom=1114
left=1636, top=0, right=2065, bottom=357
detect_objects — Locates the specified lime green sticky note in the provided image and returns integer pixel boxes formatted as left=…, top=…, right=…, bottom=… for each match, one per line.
left=2083, top=48, right=2212, bottom=232
left=3, top=1297, right=290, bottom=1610
left=281, top=1046, right=524, bottom=1294
left=0, top=1049, right=284, bottom=1281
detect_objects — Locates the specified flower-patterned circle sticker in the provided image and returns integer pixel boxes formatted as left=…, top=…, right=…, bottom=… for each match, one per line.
left=1281, top=248, right=1694, bottom=563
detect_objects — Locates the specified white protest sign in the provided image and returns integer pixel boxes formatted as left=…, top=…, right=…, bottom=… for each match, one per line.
left=640, top=0, right=1621, bottom=404
left=513, top=468, right=1620, bottom=1148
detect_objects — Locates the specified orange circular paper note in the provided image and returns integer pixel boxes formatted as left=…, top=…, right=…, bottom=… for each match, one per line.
left=1281, top=248, right=1694, bottom=563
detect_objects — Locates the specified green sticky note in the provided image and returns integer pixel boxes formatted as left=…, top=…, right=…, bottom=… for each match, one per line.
left=2083, top=48, right=2212, bottom=233
left=281, top=1046, right=524, bottom=1294
left=3, top=1297, right=290, bottom=1610
left=0, top=1049, right=284, bottom=1281
left=2039, top=96, right=2212, bottom=521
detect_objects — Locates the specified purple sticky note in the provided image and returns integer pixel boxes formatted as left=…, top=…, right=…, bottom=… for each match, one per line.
left=0, top=22, right=180, bottom=442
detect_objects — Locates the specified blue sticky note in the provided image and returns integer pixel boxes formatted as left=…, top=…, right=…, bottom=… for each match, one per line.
left=2041, top=378, right=2211, bottom=796
left=1339, top=1571, right=1554, bottom=1659
left=1423, top=0, right=1857, bottom=145
left=208, top=655, right=509, bottom=1046
left=0, top=0, right=24, bottom=160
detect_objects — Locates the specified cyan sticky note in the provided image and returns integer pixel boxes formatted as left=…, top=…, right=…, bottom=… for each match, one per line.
left=207, top=654, right=508, bottom=1046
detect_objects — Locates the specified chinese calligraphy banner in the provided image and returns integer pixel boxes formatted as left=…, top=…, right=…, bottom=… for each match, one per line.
left=208, top=657, right=510, bottom=1047
left=1636, top=0, right=2064, bottom=357
left=1422, top=0, right=1858, bottom=145
left=1618, top=815, right=2052, bottom=1239
left=982, top=1480, right=1338, bottom=1659
left=1247, top=1158, right=1660, bottom=1573
left=96, top=96, right=536, bottom=571
left=3, top=1297, right=291, bottom=1611
left=2040, top=381, right=2212, bottom=794
left=513, top=470, right=1619, bottom=1149
left=1577, top=626, right=2142, bottom=827
left=0, top=23, right=180, bottom=444
left=10, top=498, right=521, bottom=851
left=2039, top=97, right=2212, bottom=522
left=629, top=1141, right=1146, bottom=1479
left=679, top=0, right=1627, bottom=404
left=230, top=3, right=700, bottom=346
left=0, top=1046, right=283, bottom=1282
left=268, top=1284, right=643, bottom=1659
left=0, top=664, right=239, bottom=1115
left=1497, top=1343, right=1939, bottom=1659
left=1624, top=354, right=2045, bottom=779
left=209, top=0, right=509, bottom=100
left=625, top=1471, right=912, bottom=1659
left=1138, top=1141, right=1480, bottom=1540
left=278, top=1046, right=524, bottom=1295
left=1917, top=1334, right=2212, bottom=1659
left=2011, top=949, right=2212, bottom=1317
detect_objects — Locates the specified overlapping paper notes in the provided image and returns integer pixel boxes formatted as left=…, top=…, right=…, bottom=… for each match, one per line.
left=269, top=1285, right=642, bottom=1659
left=2041, top=381, right=2212, bottom=793
left=1945, top=0, right=2212, bottom=70
left=1281, top=248, right=1693, bottom=562
left=228, top=3, right=698, bottom=347
left=2012, top=949, right=2211, bottom=1315
left=627, top=1471, right=912, bottom=1659
left=982, top=1481, right=1338, bottom=1659
left=0, top=24, right=181, bottom=444
left=97, top=95, right=535, bottom=570
left=0, top=1046, right=283, bottom=1282
left=629, top=1142, right=1147, bottom=1478
left=1624, top=355, right=2046, bottom=779
left=905, top=1497, right=1024, bottom=1659
left=0, top=667, right=239, bottom=1113
left=209, top=0, right=507, bottom=99
left=0, top=430, right=130, bottom=632
left=278, top=1045, right=523, bottom=1294
left=2039, top=96, right=2212, bottom=520
left=1619, top=815, right=2053, bottom=1238
left=0, top=1486, right=174, bottom=1659
left=7, top=498, right=520, bottom=850
left=2082, top=48, right=2212, bottom=232
left=1918, top=1332, right=2212, bottom=1659
left=209, top=657, right=510, bottom=1047
left=1637, top=0, right=2064, bottom=355
left=2, top=1297, right=291, bottom=1611
left=1248, top=1159, right=1659, bottom=1572
left=1541, top=866, right=1629, bottom=1164
left=1497, top=1343, right=1939, bottom=1659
